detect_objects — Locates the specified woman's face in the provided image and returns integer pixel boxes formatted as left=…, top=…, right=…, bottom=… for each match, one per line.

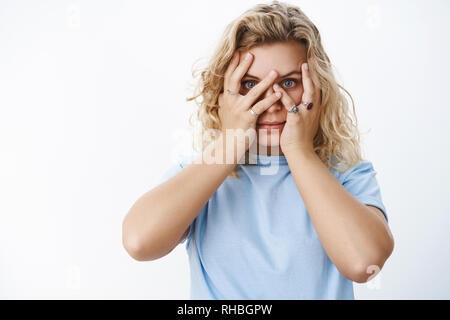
left=240, top=41, right=307, bottom=154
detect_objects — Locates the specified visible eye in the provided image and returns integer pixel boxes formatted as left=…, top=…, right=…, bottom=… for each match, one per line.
left=282, top=79, right=298, bottom=88
left=241, top=78, right=299, bottom=90
left=242, top=80, right=257, bottom=90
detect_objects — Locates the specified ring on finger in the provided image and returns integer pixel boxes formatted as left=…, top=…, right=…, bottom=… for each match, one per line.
left=249, top=108, right=258, bottom=117
left=288, top=104, right=299, bottom=114
left=300, top=101, right=314, bottom=110
left=226, top=89, right=238, bottom=95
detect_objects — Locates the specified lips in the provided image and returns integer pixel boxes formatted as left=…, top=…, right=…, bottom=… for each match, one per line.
left=256, top=121, right=286, bottom=130
left=257, top=121, right=286, bottom=125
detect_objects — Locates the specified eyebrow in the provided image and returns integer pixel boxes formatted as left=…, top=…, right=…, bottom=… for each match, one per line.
left=243, top=70, right=302, bottom=80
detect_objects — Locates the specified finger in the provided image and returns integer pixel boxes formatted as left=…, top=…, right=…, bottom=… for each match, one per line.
left=272, top=83, right=297, bottom=113
left=228, top=52, right=253, bottom=93
left=250, top=91, right=282, bottom=117
left=224, top=51, right=240, bottom=86
left=301, top=63, right=315, bottom=102
left=241, top=69, right=279, bottom=111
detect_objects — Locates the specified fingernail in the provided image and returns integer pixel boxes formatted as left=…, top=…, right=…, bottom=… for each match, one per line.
left=245, top=53, right=252, bottom=61
left=270, top=70, right=277, bottom=78
left=304, top=63, right=309, bottom=70
left=273, top=83, right=279, bottom=90
left=275, top=92, right=281, bottom=97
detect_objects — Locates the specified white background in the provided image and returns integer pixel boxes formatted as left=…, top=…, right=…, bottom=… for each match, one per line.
left=1, top=0, right=449, bottom=299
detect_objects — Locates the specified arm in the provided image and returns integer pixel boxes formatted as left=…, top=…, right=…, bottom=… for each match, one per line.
left=284, top=148, right=394, bottom=283
left=273, top=61, right=394, bottom=283
left=122, top=135, right=238, bottom=261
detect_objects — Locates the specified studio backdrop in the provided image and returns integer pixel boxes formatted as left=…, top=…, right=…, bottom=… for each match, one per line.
left=0, top=0, right=449, bottom=299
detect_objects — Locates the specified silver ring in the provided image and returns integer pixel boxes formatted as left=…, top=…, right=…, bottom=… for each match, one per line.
left=288, top=104, right=299, bottom=113
left=249, top=108, right=258, bottom=117
left=226, top=89, right=238, bottom=96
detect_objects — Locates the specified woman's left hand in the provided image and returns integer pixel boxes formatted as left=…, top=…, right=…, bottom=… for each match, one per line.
left=273, top=62, right=322, bottom=155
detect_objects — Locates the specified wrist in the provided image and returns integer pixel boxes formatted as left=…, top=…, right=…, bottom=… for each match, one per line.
left=283, top=145, right=316, bottom=160
left=220, top=129, right=252, bottom=164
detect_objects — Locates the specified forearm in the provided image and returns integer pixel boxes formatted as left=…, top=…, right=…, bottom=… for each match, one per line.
left=122, top=135, right=238, bottom=261
left=284, top=148, right=393, bottom=282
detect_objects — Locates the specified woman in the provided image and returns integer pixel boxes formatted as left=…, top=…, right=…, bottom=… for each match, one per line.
left=122, top=1, right=394, bottom=299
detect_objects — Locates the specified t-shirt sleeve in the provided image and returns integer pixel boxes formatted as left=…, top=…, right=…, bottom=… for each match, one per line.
left=158, top=160, right=185, bottom=184
left=156, top=155, right=202, bottom=247
left=340, top=160, right=388, bottom=223
left=158, top=154, right=200, bottom=184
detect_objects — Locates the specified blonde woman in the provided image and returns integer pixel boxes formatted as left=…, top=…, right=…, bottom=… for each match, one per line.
left=122, top=1, right=394, bottom=299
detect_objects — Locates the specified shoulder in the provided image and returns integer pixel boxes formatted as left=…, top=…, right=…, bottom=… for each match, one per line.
left=177, top=152, right=202, bottom=168
left=329, top=159, right=377, bottom=184
left=166, top=152, right=201, bottom=170
left=158, top=152, right=201, bottom=184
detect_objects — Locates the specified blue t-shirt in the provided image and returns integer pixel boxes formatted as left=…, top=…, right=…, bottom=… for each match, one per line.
left=158, top=152, right=388, bottom=299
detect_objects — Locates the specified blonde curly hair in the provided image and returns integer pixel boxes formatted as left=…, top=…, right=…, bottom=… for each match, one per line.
left=186, top=0, right=363, bottom=178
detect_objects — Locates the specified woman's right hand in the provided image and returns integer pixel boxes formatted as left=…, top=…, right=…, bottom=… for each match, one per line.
left=217, top=50, right=282, bottom=153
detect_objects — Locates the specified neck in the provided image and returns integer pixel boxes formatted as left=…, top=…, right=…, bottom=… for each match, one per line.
left=249, top=144, right=284, bottom=156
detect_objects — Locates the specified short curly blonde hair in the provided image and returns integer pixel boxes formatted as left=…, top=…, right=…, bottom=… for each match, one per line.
left=186, top=0, right=363, bottom=178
